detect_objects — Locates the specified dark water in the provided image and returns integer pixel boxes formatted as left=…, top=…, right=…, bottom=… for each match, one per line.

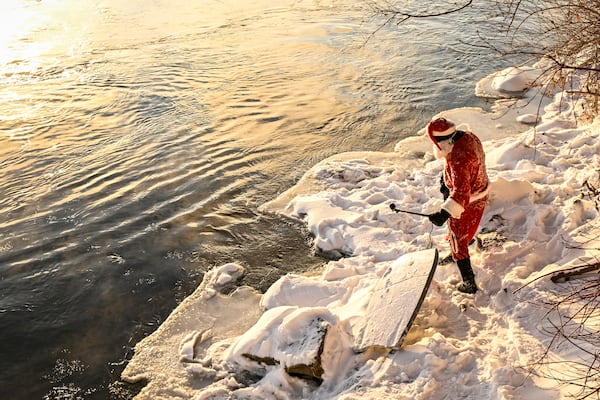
left=0, top=1, right=516, bottom=398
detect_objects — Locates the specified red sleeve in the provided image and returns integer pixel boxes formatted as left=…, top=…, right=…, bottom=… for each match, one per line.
left=447, top=151, right=476, bottom=209
left=442, top=133, right=486, bottom=218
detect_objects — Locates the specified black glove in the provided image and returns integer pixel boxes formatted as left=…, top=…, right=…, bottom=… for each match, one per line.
left=429, top=209, right=450, bottom=226
left=440, top=174, right=450, bottom=200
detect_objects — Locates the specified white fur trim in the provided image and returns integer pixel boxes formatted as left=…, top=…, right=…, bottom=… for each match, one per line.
left=442, top=187, right=489, bottom=219
left=442, top=198, right=465, bottom=219
left=470, top=186, right=489, bottom=203
left=431, top=126, right=456, bottom=137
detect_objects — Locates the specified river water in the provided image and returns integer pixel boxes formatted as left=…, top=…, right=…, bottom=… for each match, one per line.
left=0, top=1, right=514, bottom=398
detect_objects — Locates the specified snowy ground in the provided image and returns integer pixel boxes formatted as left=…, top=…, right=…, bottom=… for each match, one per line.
left=122, top=65, right=600, bottom=399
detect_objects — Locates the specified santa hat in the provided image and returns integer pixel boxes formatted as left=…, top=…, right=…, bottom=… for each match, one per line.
left=427, top=117, right=456, bottom=142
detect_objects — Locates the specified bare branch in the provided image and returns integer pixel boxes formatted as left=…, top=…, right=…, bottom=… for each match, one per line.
left=364, top=0, right=474, bottom=45
left=369, top=0, right=474, bottom=19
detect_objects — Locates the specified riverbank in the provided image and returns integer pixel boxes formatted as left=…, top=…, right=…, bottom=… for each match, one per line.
left=122, top=65, right=600, bottom=399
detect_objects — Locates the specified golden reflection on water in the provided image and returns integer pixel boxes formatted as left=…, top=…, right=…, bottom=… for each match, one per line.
left=0, top=0, right=381, bottom=165
left=0, top=0, right=385, bottom=228
left=0, top=1, right=36, bottom=58
left=0, top=0, right=405, bottom=240
left=0, top=1, right=73, bottom=68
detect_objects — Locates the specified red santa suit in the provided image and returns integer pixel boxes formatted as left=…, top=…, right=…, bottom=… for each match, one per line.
left=428, top=118, right=489, bottom=261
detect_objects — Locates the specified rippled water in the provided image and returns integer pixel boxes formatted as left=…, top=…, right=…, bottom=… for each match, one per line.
left=0, top=1, right=515, bottom=398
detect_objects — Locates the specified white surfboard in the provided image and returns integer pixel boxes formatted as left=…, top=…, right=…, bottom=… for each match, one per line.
left=353, top=248, right=438, bottom=352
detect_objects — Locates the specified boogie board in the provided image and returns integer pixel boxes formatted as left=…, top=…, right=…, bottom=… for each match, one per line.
left=353, top=248, right=438, bottom=352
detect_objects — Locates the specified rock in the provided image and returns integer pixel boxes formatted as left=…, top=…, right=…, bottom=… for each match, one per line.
left=240, top=315, right=330, bottom=383
left=284, top=323, right=327, bottom=383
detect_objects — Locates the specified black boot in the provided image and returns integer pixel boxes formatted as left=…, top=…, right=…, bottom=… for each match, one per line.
left=456, top=258, right=478, bottom=294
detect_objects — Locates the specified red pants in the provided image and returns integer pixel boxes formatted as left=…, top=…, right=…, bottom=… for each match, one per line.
left=448, top=197, right=488, bottom=261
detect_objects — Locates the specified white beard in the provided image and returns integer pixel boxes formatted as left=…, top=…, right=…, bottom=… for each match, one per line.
left=433, top=140, right=454, bottom=159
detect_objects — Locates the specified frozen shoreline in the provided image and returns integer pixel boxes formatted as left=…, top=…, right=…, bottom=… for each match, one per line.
left=122, top=66, right=600, bottom=399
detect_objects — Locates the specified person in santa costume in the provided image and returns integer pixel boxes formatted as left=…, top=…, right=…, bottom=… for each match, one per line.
left=426, top=117, right=489, bottom=294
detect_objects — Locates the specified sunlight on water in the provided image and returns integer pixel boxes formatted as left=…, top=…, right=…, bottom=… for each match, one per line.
left=0, top=1, right=42, bottom=62
left=0, top=0, right=91, bottom=73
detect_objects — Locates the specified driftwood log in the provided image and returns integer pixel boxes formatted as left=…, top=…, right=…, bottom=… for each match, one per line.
left=551, top=262, right=600, bottom=283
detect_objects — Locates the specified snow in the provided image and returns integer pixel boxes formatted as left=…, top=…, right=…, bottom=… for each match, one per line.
left=122, top=64, right=600, bottom=399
